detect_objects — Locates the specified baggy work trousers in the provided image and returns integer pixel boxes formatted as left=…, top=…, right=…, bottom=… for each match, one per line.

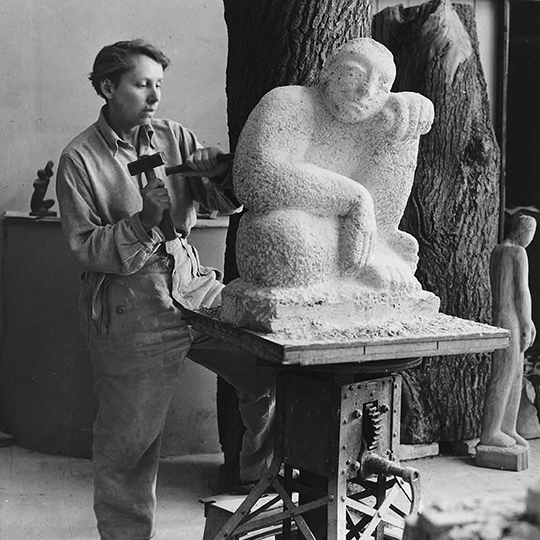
left=84, top=256, right=275, bottom=540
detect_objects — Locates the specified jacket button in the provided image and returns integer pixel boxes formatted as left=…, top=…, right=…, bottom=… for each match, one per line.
left=115, top=305, right=126, bottom=315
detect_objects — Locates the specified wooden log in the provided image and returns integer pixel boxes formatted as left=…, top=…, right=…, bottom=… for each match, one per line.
left=373, top=0, right=501, bottom=443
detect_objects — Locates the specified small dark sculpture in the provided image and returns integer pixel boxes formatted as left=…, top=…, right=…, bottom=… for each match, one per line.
left=30, top=160, right=57, bottom=217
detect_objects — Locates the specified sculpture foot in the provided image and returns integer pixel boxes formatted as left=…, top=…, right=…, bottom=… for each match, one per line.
left=354, top=255, right=421, bottom=293
left=387, top=230, right=419, bottom=270
left=503, top=430, right=530, bottom=448
left=479, top=431, right=516, bottom=448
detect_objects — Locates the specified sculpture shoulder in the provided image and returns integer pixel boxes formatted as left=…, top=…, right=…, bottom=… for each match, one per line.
left=388, top=91, right=433, bottom=111
left=253, top=85, right=319, bottom=121
left=239, top=86, right=319, bottom=151
left=490, top=243, right=527, bottom=269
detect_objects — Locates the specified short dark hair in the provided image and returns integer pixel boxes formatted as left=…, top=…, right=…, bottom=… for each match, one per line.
left=89, top=39, right=171, bottom=98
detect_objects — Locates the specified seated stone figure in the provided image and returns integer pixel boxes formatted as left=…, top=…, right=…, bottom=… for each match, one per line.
left=221, top=38, right=440, bottom=333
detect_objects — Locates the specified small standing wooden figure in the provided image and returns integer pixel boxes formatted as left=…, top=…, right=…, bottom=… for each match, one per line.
left=477, top=213, right=537, bottom=471
left=30, top=160, right=57, bottom=217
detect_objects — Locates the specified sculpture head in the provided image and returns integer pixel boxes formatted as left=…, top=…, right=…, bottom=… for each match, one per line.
left=507, top=214, right=537, bottom=248
left=319, top=38, right=396, bottom=124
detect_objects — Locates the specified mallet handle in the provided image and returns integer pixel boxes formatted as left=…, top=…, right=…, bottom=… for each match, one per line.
left=165, top=152, right=234, bottom=176
left=144, top=169, right=177, bottom=241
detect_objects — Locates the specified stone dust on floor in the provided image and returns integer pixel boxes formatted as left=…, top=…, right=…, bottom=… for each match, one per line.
left=1, top=438, right=539, bottom=539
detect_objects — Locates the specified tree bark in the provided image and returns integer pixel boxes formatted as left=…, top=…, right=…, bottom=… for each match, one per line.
left=219, top=0, right=373, bottom=485
left=373, top=0, right=501, bottom=443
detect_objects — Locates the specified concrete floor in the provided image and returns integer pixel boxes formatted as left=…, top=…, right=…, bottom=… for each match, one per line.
left=1, top=439, right=539, bottom=539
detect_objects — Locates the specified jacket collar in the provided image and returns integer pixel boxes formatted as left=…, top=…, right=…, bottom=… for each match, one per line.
left=96, top=106, right=156, bottom=156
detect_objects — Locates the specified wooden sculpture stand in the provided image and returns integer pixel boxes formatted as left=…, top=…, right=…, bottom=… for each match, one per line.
left=187, top=311, right=509, bottom=540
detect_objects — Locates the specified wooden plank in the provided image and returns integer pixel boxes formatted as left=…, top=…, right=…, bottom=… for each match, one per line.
left=282, top=344, right=431, bottom=365
left=185, top=311, right=286, bottom=363
left=284, top=335, right=509, bottom=365
left=364, top=341, right=438, bottom=357
left=281, top=346, right=365, bottom=365
left=186, top=310, right=509, bottom=366
left=436, top=337, right=510, bottom=355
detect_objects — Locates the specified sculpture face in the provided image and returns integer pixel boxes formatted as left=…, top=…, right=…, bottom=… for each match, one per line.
left=323, top=54, right=394, bottom=124
left=507, top=215, right=537, bottom=248
left=517, top=217, right=537, bottom=248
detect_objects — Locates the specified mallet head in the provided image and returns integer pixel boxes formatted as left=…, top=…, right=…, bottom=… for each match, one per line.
left=127, top=152, right=165, bottom=177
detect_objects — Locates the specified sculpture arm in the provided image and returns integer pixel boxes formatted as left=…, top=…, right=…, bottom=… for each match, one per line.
left=379, top=92, right=434, bottom=142
left=233, top=87, right=376, bottom=266
left=513, top=248, right=536, bottom=352
left=234, top=87, right=375, bottom=217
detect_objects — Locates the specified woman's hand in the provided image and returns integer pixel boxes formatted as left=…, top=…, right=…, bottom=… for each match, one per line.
left=139, top=176, right=171, bottom=231
left=183, top=147, right=230, bottom=179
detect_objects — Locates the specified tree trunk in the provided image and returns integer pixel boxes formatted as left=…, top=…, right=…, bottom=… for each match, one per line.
left=219, top=0, right=373, bottom=486
left=373, top=0, right=500, bottom=443
left=223, top=0, right=373, bottom=280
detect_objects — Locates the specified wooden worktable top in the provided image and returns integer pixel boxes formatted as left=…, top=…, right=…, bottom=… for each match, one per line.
left=185, top=309, right=510, bottom=367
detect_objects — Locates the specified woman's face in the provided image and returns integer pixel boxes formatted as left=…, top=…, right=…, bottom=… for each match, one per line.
left=103, top=54, right=164, bottom=132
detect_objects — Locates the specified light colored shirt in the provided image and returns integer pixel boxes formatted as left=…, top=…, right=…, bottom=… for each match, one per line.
left=57, top=108, right=240, bottom=313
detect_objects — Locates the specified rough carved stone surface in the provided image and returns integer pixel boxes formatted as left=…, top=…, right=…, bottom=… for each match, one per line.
left=405, top=482, right=540, bottom=539
left=221, top=38, right=440, bottom=333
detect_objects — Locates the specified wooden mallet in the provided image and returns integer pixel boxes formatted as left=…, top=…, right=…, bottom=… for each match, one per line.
left=164, top=152, right=234, bottom=176
left=127, top=152, right=177, bottom=241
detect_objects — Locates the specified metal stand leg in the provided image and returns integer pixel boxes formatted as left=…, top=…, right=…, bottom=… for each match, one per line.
left=326, top=466, right=348, bottom=540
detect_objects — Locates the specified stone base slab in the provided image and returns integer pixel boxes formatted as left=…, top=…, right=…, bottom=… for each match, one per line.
left=220, top=278, right=440, bottom=334
left=475, top=443, right=530, bottom=471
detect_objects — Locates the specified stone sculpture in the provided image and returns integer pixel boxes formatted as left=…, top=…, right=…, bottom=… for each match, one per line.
left=477, top=214, right=537, bottom=470
left=221, top=38, right=440, bottom=333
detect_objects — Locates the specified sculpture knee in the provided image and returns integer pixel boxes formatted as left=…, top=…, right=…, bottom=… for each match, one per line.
left=387, top=230, right=419, bottom=269
left=236, top=210, right=338, bottom=287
